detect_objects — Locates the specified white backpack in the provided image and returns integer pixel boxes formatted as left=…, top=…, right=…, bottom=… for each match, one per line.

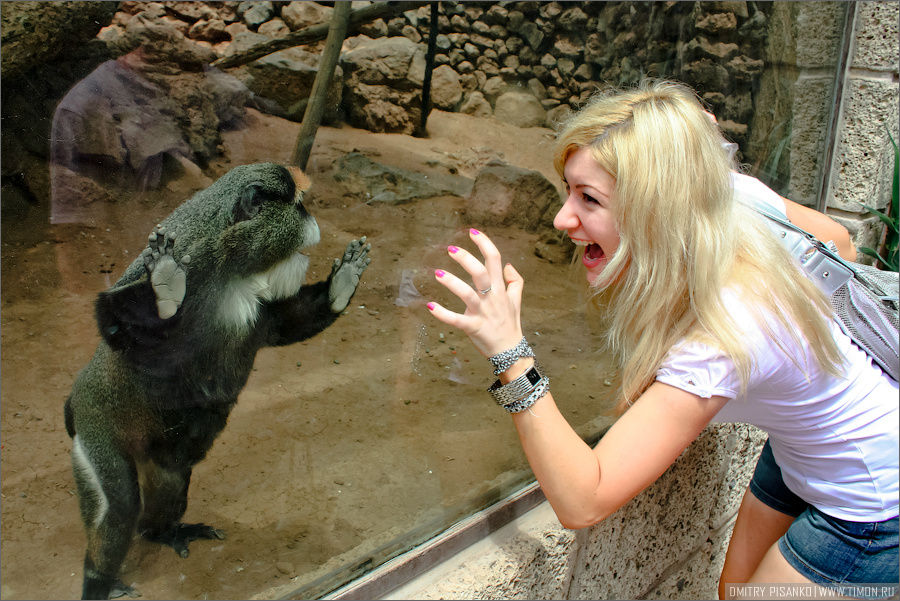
left=751, top=202, right=899, bottom=382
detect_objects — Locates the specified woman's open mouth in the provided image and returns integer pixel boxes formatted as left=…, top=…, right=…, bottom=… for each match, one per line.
left=571, top=238, right=606, bottom=269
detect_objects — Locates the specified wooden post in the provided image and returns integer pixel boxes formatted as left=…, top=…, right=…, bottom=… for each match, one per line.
left=290, top=1, right=352, bottom=170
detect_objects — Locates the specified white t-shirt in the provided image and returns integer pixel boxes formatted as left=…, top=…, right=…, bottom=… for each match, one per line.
left=730, top=171, right=787, bottom=216
left=657, top=300, right=898, bottom=522
left=656, top=174, right=899, bottom=522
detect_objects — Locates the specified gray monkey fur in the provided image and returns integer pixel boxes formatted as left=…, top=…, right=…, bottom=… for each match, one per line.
left=63, top=163, right=370, bottom=599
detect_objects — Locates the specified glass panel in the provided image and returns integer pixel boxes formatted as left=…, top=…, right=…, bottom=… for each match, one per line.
left=0, top=2, right=844, bottom=599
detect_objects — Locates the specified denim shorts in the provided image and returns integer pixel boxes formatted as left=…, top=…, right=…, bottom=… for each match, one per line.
left=750, top=440, right=899, bottom=595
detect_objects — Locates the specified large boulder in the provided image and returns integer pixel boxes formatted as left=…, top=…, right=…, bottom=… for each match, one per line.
left=242, top=47, right=343, bottom=123
left=281, top=1, right=333, bottom=31
left=465, top=162, right=561, bottom=232
left=0, top=1, right=118, bottom=80
left=98, top=10, right=251, bottom=164
left=333, top=152, right=472, bottom=205
left=52, top=60, right=188, bottom=172
left=430, top=65, right=464, bottom=110
left=493, top=91, right=547, bottom=128
left=49, top=49, right=251, bottom=201
left=340, top=36, right=426, bottom=134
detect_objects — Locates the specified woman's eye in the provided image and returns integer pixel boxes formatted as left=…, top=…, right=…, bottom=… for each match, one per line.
left=583, top=193, right=599, bottom=205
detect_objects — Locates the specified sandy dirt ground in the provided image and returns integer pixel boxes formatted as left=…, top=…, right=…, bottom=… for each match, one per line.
left=0, top=109, right=619, bottom=600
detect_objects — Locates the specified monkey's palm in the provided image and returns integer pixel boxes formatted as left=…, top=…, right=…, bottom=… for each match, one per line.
left=143, top=225, right=191, bottom=320
left=329, top=237, right=371, bottom=313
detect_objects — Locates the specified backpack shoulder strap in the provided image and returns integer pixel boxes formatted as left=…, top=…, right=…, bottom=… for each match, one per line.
left=740, top=199, right=855, bottom=296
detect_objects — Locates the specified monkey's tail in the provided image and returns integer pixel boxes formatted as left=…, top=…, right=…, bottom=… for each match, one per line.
left=64, top=395, right=75, bottom=438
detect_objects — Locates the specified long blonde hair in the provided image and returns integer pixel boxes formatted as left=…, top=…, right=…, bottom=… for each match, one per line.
left=554, top=80, right=845, bottom=413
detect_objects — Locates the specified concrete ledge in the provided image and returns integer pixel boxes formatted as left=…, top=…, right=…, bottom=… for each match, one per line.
left=385, top=502, right=577, bottom=600
left=378, top=424, right=766, bottom=600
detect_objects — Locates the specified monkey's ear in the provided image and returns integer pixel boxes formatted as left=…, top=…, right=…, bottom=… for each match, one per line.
left=233, top=183, right=266, bottom=223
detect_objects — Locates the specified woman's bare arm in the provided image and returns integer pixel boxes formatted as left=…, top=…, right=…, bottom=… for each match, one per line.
left=508, top=364, right=727, bottom=528
left=782, top=197, right=857, bottom=261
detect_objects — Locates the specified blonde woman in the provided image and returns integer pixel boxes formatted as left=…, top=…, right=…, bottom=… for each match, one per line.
left=428, top=80, right=898, bottom=597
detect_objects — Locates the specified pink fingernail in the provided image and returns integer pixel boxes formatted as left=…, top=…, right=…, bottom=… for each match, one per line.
left=427, top=302, right=436, bottom=311
left=448, top=245, right=459, bottom=253
left=435, top=269, right=445, bottom=278
left=470, top=228, right=480, bottom=235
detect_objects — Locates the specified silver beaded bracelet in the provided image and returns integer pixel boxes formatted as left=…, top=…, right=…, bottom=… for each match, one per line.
left=488, top=337, right=535, bottom=375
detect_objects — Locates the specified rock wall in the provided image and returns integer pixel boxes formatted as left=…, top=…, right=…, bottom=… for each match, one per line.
left=92, top=1, right=772, bottom=156
left=410, top=1, right=767, bottom=149
left=3, top=1, right=895, bottom=246
left=93, top=0, right=900, bottom=251
left=0, top=2, right=841, bottom=198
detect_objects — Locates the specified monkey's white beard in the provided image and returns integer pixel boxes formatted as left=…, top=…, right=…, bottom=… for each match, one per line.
left=218, top=251, right=311, bottom=333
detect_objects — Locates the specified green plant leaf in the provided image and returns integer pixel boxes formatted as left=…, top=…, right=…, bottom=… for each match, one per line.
left=861, top=203, right=900, bottom=233
left=859, top=247, right=899, bottom=271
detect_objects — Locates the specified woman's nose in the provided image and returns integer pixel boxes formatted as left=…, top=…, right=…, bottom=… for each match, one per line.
left=553, top=196, right=578, bottom=231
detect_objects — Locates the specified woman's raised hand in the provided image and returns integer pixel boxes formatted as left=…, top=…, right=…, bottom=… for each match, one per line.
left=427, top=228, right=526, bottom=358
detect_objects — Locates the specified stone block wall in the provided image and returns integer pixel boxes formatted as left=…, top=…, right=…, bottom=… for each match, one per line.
left=348, top=0, right=898, bottom=252
left=99, top=2, right=770, bottom=167
left=827, top=1, right=900, bottom=253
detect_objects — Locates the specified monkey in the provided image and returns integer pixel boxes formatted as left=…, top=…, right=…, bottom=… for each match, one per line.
left=63, top=162, right=371, bottom=599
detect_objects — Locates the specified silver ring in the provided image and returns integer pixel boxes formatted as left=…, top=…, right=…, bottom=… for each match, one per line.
left=478, top=285, right=492, bottom=295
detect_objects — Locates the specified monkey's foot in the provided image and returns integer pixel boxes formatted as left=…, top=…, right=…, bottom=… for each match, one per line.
left=109, top=579, right=141, bottom=599
left=142, top=225, right=191, bottom=320
left=81, top=573, right=140, bottom=600
left=328, top=236, right=371, bottom=313
left=142, top=522, right=225, bottom=558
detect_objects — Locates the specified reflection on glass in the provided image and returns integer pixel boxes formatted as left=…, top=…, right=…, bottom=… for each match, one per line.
left=0, top=2, right=843, bottom=599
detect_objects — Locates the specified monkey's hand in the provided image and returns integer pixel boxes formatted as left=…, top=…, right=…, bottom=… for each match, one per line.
left=328, top=236, right=371, bottom=313
left=142, top=225, right=191, bottom=320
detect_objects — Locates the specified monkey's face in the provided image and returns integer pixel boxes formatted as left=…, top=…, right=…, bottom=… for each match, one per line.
left=216, top=163, right=321, bottom=280
left=151, top=162, right=322, bottom=330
